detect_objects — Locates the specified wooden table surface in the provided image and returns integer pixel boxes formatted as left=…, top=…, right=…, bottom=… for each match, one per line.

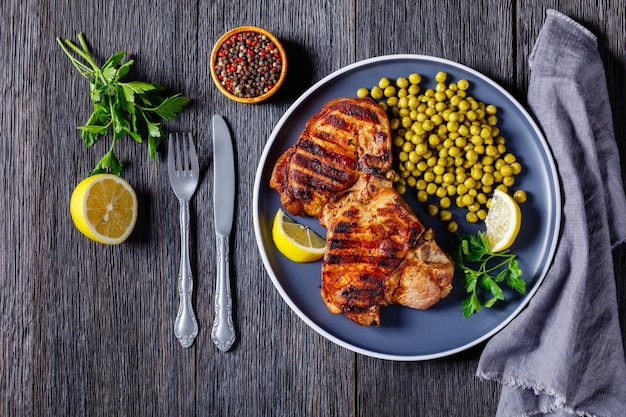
left=3, top=0, right=625, bottom=415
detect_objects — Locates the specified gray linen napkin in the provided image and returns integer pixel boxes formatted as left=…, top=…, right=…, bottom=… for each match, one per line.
left=476, top=9, right=626, bottom=417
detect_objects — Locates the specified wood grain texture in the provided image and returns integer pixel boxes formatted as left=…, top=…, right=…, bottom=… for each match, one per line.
left=1, top=0, right=625, bottom=416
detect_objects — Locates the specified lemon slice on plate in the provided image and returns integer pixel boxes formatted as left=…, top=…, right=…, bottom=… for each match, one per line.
left=70, top=174, right=138, bottom=245
left=484, top=188, right=521, bottom=253
left=272, top=208, right=326, bottom=262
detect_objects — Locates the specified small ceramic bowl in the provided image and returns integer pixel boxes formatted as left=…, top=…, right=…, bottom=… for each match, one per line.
left=210, top=26, right=288, bottom=104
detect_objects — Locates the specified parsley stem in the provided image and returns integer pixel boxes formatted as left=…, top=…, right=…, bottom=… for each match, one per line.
left=461, top=257, right=513, bottom=276
left=56, top=39, right=91, bottom=76
left=482, top=257, right=514, bottom=275
left=56, top=35, right=100, bottom=76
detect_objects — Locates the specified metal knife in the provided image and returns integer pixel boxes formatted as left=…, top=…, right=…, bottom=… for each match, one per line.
left=211, top=115, right=237, bottom=352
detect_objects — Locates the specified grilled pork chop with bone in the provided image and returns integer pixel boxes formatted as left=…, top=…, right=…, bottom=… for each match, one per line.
left=270, top=97, right=453, bottom=326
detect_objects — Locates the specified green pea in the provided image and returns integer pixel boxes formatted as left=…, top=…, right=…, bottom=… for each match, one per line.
left=396, top=77, right=409, bottom=88
left=466, top=212, right=478, bottom=223
left=435, top=71, right=447, bottom=83
left=427, top=204, right=439, bottom=216
left=370, top=86, right=383, bottom=99
left=408, top=84, right=420, bottom=95
left=447, top=221, right=459, bottom=233
left=457, top=79, right=469, bottom=90
left=356, top=88, right=369, bottom=98
left=384, top=85, right=397, bottom=97
left=408, top=73, right=422, bottom=84
left=514, top=189, right=528, bottom=203
left=440, top=209, right=452, bottom=221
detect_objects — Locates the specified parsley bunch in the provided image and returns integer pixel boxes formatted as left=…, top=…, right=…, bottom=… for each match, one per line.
left=56, top=33, right=190, bottom=175
left=453, top=232, right=525, bottom=318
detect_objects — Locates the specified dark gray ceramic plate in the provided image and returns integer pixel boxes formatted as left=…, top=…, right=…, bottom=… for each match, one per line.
left=253, top=55, right=561, bottom=360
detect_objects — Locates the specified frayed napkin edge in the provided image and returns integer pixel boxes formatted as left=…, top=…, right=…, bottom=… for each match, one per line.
left=545, top=9, right=597, bottom=44
left=476, top=371, right=598, bottom=417
left=530, top=9, right=598, bottom=71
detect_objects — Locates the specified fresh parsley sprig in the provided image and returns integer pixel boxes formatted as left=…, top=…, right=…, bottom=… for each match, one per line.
left=56, top=33, right=191, bottom=175
left=453, top=232, right=525, bottom=318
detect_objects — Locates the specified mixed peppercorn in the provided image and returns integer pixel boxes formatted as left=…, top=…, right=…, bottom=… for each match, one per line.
left=214, top=31, right=283, bottom=99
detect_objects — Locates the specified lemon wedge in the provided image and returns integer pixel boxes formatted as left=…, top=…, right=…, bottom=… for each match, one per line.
left=272, top=208, right=326, bottom=262
left=70, top=174, right=138, bottom=245
left=484, top=189, right=521, bottom=253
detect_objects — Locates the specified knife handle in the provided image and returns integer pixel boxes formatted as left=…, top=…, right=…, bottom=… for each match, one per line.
left=174, top=200, right=199, bottom=348
left=211, top=234, right=236, bottom=351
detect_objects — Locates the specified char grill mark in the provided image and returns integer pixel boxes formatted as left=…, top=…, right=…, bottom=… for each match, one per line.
left=291, top=149, right=356, bottom=184
left=330, top=221, right=358, bottom=234
left=340, top=277, right=385, bottom=304
left=328, top=100, right=381, bottom=124
left=297, top=138, right=357, bottom=173
left=322, top=113, right=355, bottom=133
left=327, top=236, right=399, bottom=250
left=325, top=253, right=403, bottom=270
left=291, top=181, right=312, bottom=202
left=325, top=240, right=404, bottom=257
left=290, top=167, right=342, bottom=198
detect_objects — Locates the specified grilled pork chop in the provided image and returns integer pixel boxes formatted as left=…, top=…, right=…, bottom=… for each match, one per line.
left=270, top=97, right=454, bottom=326
left=320, top=175, right=453, bottom=326
left=270, top=97, right=393, bottom=218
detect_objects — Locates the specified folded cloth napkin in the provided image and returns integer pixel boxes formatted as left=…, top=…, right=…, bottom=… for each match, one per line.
left=477, top=9, right=626, bottom=417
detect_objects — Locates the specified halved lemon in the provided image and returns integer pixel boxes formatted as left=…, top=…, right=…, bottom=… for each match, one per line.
left=70, top=174, right=138, bottom=245
left=484, top=188, right=521, bottom=253
left=272, top=208, right=326, bottom=262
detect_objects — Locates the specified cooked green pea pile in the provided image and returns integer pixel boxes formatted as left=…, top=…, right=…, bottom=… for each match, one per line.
left=357, top=72, right=525, bottom=230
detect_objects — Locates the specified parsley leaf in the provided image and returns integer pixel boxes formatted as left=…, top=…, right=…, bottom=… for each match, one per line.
left=56, top=33, right=190, bottom=175
left=453, top=231, right=525, bottom=318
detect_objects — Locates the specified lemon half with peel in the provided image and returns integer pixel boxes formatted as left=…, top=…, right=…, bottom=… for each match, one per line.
left=70, top=174, right=138, bottom=245
left=484, top=189, right=521, bottom=253
left=272, top=208, right=326, bottom=262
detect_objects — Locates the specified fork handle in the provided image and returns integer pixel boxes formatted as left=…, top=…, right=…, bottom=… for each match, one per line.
left=211, top=233, right=236, bottom=351
left=174, top=200, right=198, bottom=348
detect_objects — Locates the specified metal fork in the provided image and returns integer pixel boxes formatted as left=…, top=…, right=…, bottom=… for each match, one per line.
left=168, top=132, right=200, bottom=348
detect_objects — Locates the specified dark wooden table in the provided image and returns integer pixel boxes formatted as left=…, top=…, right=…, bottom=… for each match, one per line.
left=3, top=1, right=625, bottom=415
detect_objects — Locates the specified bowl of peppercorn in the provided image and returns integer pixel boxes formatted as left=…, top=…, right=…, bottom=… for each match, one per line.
left=210, top=26, right=287, bottom=104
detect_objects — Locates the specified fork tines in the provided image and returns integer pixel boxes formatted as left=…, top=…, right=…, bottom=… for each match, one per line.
left=168, top=132, right=199, bottom=177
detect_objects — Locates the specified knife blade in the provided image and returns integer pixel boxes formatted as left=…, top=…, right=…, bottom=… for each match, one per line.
left=211, top=115, right=236, bottom=352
